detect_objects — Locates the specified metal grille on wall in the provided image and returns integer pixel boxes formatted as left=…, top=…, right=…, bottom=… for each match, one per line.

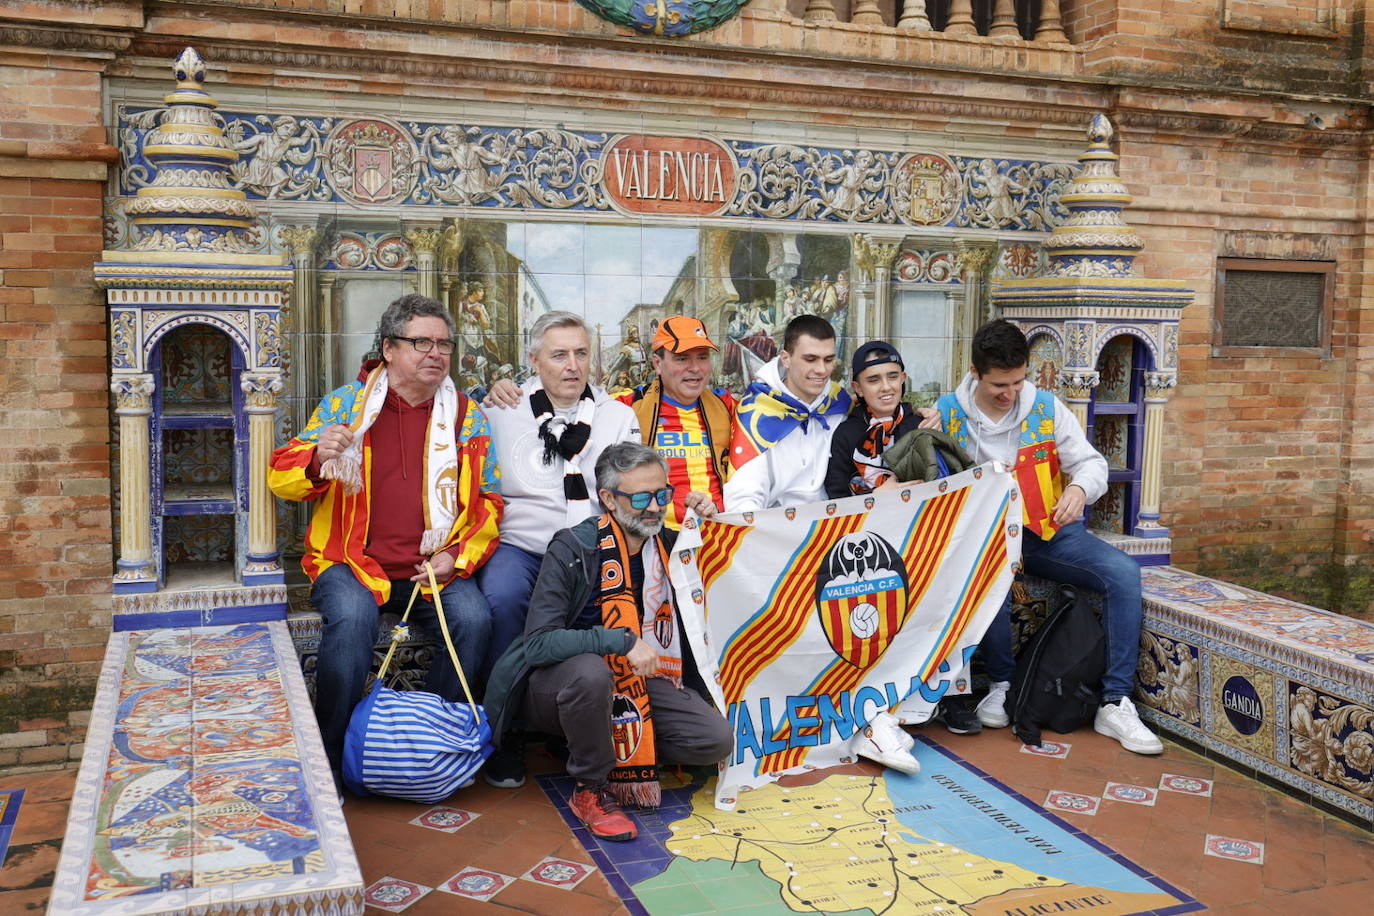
left=1219, top=267, right=1328, bottom=350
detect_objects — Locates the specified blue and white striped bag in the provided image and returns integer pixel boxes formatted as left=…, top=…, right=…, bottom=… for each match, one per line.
left=341, top=565, right=493, bottom=803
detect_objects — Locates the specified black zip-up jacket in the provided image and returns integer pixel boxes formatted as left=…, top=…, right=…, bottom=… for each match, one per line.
left=823, top=407, right=920, bottom=500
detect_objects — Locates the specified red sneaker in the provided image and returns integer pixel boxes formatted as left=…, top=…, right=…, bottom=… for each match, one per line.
left=569, top=786, right=638, bottom=841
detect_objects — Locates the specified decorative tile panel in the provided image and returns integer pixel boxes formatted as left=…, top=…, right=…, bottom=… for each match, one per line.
left=1210, top=657, right=1276, bottom=760
left=1137, top=629, right=1201, bottom=728
left=1095, top=336, right=1134, bottom=402
left=1026, top=331, right=1063, bottom=394
left=114, top=106, right=1076, bottom=231
left=48, top=621, right=364, bottom=915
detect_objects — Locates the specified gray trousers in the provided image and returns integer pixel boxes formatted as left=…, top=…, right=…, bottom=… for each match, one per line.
left=524, top=653, right=733, bottom=789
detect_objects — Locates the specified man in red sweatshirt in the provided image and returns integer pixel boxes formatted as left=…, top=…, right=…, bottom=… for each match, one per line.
left=270, top=295, right=503, bottom=780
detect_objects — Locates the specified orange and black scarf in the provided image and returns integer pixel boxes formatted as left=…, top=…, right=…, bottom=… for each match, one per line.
left=849, top=404, right=908, bottom=494
left=597, top=513, right=681, bottom=807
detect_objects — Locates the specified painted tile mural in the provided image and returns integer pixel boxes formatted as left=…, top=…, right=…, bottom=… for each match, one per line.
left=1094, top=335, right=1135, bottom=402
left=114, top=107, right=1075, bottom=230
left=1287, top=682, right=1373, bottom=801
left=48, top=622, right=363, bottom=914
left=1027, top=331, right=1062, bottom=394
left=1137, top=629, right=1201, bottom=728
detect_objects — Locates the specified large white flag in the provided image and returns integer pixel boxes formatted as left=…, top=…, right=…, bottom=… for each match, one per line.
left=670, top=463, right=1021, bottom=808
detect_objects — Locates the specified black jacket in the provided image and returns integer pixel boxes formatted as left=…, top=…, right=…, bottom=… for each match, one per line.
left=482, top=517, right=681, bottom=743
left=823, top=407, right=921, bottom=500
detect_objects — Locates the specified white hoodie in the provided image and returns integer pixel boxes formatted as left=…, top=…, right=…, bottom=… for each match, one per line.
left=486, top=377, right=640, bottom=554
left=723, top=357, right=843, bottom=512
left=949, top=372, right=1108, bottom=505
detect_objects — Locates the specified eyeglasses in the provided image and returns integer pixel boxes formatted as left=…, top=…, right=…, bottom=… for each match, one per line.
left=390, top=335, right=456, bottom=355
left=610, top=485, right=675, bottom=510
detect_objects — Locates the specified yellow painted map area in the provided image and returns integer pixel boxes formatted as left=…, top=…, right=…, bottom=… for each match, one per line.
left=662, top=775, right=1174, bottom=916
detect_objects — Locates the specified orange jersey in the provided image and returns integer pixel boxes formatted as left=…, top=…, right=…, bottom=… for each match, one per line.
left=653, top=394, right=727, bottom=529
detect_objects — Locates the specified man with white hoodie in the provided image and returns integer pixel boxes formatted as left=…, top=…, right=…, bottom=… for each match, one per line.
left=721, top=316, right=923, bottom=775
left=478, top=311, right=641, bottom=785
left=723, top=314, right=851, bottom=512
left=928, top=319, right=1163, bottom=755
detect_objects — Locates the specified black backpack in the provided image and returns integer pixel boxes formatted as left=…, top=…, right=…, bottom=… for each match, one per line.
left=1006, top=585, right=1105, bottom=747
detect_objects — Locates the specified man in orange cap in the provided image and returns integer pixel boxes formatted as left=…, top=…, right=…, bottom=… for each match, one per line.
left=485, top=315, right=735, bottom=527
left=616, top=315, right=736, bottom=528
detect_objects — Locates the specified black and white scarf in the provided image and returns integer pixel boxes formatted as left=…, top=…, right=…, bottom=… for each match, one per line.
left=530, top=386, right=597, bottom=527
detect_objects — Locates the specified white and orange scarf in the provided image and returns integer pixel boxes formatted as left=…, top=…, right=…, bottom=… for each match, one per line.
left=317, top=363, right=461, bottom=555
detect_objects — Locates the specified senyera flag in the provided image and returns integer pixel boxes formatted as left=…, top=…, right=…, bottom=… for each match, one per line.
left=670, top=462, right=1021, bottom=809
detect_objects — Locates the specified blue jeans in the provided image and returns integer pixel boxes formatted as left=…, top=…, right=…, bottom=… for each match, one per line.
left=979, top=521, right=1142, bottom=703
left=475, top=542, right=544, bottom=682
left=310, top=563, right=493, bottom=769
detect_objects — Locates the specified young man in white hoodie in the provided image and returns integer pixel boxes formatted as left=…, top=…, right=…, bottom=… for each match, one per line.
left=929, top=319, right=1163, bottom=755
left=723, top=314, right=851, bottom=512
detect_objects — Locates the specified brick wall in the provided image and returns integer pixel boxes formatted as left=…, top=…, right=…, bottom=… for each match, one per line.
left=1074, top=0, right=1365, bottom=95
left=0, top=18, right=125, bottom=768
left=1121, top=110, right=1373, bottom=613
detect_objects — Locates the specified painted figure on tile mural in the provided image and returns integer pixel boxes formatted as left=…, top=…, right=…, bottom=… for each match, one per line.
left=268, top=294, right=500, bottom=787
left=1289, top=686, right=1335, bottom=780
left=721, top=308, right=749, bottom=380
left=740, top=300, right=778, bottom=363
left=483, top=442, right=731, bottom=842
left=619, top=324, right=649, bottom=387
left=459, top=281, right=498, bottom=384
left=781, top=284, right=803, bottom=322
left=821, top=149, right=878, bottom=217
left=430, top=125, right=508, bottom=204
left=974, top=158, right=1028, bottom=227
left=228, top=115, right=314, bottom=199
left=921, top=319, right=1164, bottom=756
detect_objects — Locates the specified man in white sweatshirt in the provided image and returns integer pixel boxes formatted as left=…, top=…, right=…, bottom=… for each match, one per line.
left=930, top=319, right=1163, bottom=755
left=478, top=311, right=641, bottom=785
left=723, top=314, right=852, bottom=512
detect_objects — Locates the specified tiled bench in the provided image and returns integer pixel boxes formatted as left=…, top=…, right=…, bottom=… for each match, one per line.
left=1018, top=566, right=1374, bottom=829
left=48, top=622, right=364, bottom=916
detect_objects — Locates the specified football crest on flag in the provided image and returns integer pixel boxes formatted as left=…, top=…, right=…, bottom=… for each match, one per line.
left=610, top=693, right=644, bottom=762
left=814, top=532, right=910, bottom=670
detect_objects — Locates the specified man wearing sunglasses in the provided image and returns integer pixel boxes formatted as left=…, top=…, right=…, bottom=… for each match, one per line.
left=269, top=294, right=502, bottom=788
left=485, top=442, right=730, bottom=841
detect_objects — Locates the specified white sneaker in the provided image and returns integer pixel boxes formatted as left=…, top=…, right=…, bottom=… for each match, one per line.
left=976, top=681, right=1011, bottom=729
left=1094, top=698, right=1164, bottom=755
left=852, top=712, right=920, bottom=774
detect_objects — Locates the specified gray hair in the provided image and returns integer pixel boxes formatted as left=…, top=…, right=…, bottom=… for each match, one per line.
left=528, top=310, right=590, bottom=358
left=377, top=294, right=455, bottom=346
left=595, top=441, right=667, bottom=493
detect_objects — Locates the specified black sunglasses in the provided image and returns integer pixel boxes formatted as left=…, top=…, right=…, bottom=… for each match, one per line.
left=610, top=485, right=675, bottom=510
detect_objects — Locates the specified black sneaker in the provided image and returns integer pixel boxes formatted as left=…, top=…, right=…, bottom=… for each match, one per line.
left=935, top=695, right=983, bottom=736
left=483, top=733, right=526, bottom=788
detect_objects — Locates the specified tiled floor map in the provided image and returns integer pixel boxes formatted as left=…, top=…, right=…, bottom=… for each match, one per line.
left=47, top=622, right=363, bottom=915
left=541, top=736, right=1202, bottom=916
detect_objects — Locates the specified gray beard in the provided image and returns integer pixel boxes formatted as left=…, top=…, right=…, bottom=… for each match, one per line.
left=613, top=503, right=664, bottom=540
